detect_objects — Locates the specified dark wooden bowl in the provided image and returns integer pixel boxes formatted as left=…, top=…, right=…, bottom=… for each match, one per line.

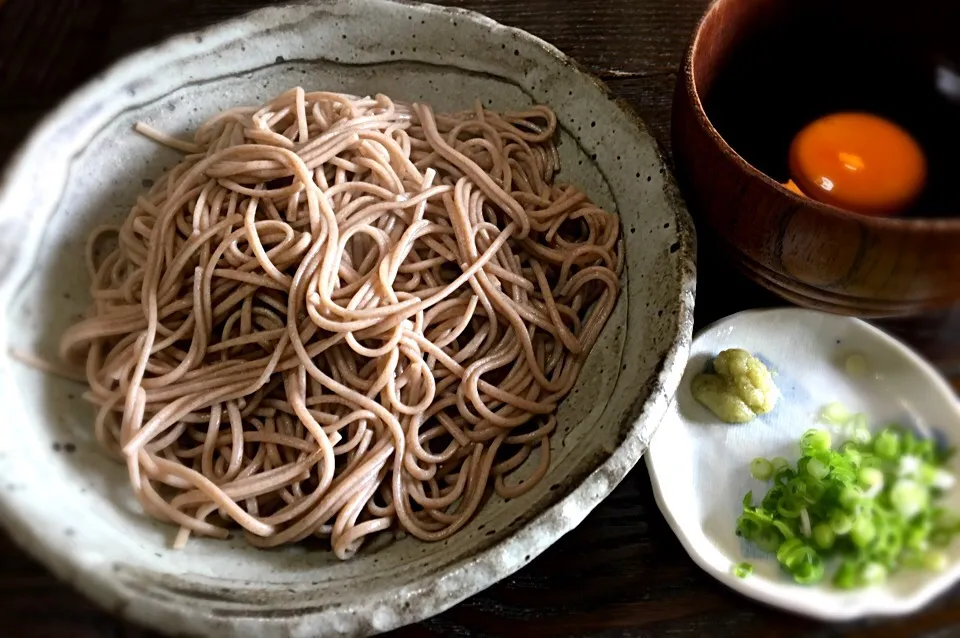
left=671, top=0, right=960, bottom=318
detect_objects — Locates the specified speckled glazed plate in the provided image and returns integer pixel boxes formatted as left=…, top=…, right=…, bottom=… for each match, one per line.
left=647, top=308, right=960, bottom=621
left=0, top=1, right=695, bottom=636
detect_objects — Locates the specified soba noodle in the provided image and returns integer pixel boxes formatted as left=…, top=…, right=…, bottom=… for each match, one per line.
left=60, top=89, right=622, bottom=558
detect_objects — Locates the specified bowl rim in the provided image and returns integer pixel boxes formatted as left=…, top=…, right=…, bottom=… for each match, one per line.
left=0, top=0, right=697, bottom=636
left=682, top=0, right=960, bottom=230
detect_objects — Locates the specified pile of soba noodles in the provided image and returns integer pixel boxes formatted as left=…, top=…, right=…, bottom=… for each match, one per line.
left=60, top=88, right=622, bottom=559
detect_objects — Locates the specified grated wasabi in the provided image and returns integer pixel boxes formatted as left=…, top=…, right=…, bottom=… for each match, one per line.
left=692, top=348, right=779, bottom=423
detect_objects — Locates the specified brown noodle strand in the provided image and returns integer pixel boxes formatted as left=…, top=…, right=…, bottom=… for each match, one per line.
left=60, top=89, right=622, bottom=559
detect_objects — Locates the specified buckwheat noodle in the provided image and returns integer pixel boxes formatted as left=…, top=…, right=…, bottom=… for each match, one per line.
left=60, top=88, right=623, bottom=558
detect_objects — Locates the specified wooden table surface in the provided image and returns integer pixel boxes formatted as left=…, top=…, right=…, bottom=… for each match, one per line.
left=1, top=1, right=958, bottom=636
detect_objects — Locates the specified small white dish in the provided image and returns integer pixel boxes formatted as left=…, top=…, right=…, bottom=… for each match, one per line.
left=646, top=307, right=960, bottom=621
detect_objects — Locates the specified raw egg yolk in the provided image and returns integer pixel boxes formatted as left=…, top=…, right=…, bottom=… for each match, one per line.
left=788, top=112, right=927, bottom=216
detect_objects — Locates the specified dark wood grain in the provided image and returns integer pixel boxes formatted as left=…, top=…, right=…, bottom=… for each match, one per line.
left=1, top=1, right=958, bottom=637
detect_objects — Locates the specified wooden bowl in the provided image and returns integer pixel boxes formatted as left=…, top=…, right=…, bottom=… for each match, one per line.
left=672, top=0, right=960, bottom=317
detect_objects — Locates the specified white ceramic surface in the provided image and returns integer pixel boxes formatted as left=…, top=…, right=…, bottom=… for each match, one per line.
left=646, top=307, right=960, bottom=621
left=0, top=1, right=696, bottom=637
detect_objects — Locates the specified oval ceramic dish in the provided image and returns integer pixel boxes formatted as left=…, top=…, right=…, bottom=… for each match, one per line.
left=0, top=1, right=695, bottom=636
left=646, top=308, right=960, bottom=621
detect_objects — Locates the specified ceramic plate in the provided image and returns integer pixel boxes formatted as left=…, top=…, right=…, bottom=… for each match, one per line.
left=646, top=307, right=960, bottom=621
left=0, top=1, right=695, bottom=636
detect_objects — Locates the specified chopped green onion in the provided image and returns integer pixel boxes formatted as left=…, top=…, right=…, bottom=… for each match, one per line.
left=902, top=431, right=919, bottom=456
left=874, top=429, right=901, bottom=460
left=778, top=541, right=824, bottom=584
left=859, top=467, right=884, bottom=491
left=734, top=562, right=754, bottom=578
left=820, top=402, right=850, bottom=425
left=735, top=414, right=959, bottom=589
left=861, top=562, right=887, bottom=586
left=933, top=469, right=956, bottom=491
left=753, top=527, right=783, bottom=552
left=801, top=474, right=827, bottom=501
left=813, top=522, right=835, bottom=549
left=800, top=508, right=812, bottom=538
left=830, top=510, right=853, bottom=535
left=800, top=429, right=832, bottom=452
left=805, top=458, right=829, bottom=480
left=833, top=561, right=860, bottom=589
left=772, top=519, right=796, bottom=540
left=840, top=485, right=864, bottom=510
left=899, top=455, right=922, bottom=478
left=777, top=496, right=804, bottom=518
left=774, top=465, right=796, bottom=486
left=851, top=516, right=877, bottom=547
left=776, top=537, right=806, bottom=564
left=841, top=446, right=863, bottom=468
left=904, top=523, right=930, bottom=551
left=891, top=479, right=929, bottom=519
left=750, top=458, right=774, bottom=481
left=761, top=486, right=782, bottom=511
